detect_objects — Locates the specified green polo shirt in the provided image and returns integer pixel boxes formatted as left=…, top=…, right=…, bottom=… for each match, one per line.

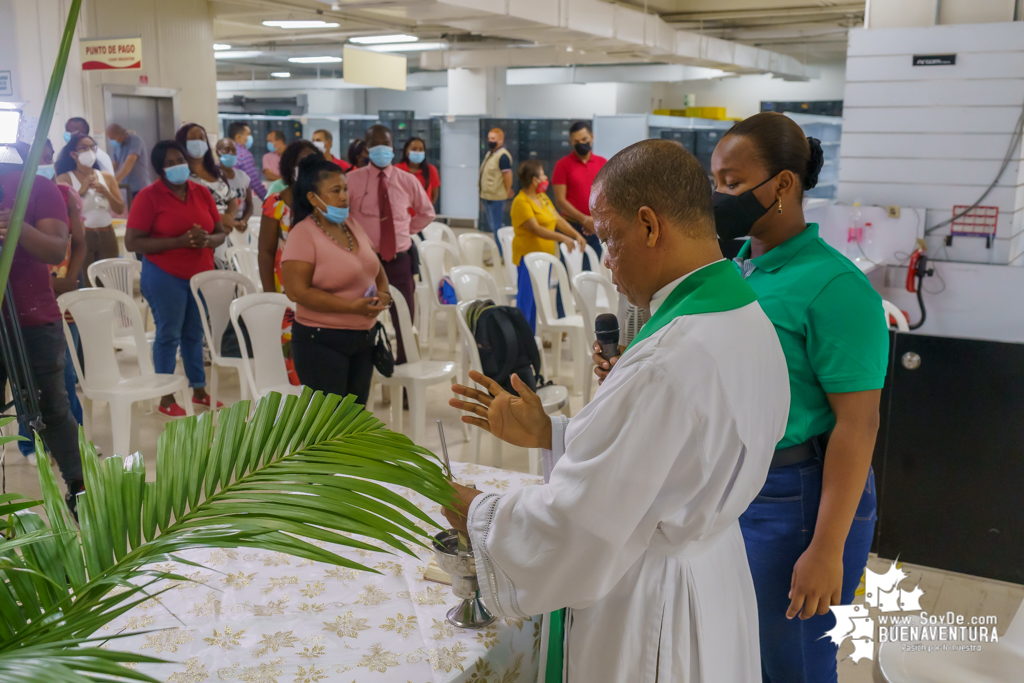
left=736, top=224, right=889, bottom=448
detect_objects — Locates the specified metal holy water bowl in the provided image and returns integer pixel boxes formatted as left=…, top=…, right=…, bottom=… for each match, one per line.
left=433, top=530, right=496, bottom=629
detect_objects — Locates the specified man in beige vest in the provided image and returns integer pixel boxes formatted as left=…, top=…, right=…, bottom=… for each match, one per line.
left=479, top=127, right=513, bottom=259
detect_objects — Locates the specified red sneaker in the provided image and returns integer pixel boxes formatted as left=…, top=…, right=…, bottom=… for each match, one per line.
left=158, top=403, right=187, bottom=417
left=192, top=395, right=224, bottom=408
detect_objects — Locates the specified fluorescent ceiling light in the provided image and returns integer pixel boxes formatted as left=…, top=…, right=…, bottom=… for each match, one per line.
left=288, top=55, right=342, bottom=63
left=213, top=44, right=232, bottom=51
left=271, top=72, right=291, bottom=78
left=214, top=50, right=263, bottom=59
left=363, top=42, right=447, bottom=53
left=263, top=20, right=339, bottom=29
left=350, top=34, right=418, bottom=45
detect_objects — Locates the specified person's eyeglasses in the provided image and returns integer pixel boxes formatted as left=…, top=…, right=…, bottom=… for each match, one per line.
left=77, top=145, right=98, bottom=153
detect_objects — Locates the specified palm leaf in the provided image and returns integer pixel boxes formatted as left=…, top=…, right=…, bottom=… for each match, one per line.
left=1, top=390, right=455, bottom=681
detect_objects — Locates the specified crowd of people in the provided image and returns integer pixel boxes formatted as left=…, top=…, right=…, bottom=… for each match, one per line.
left=0, top=110, right=885, bottom=683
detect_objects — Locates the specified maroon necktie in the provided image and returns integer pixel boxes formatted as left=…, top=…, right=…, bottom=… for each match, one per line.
left=378, top=170, right=396, bottom=261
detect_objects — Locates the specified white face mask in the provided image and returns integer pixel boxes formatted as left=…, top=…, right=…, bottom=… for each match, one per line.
left=77, top=150, right=97, bottom=168
left=313, top=141, right=326, bottom=153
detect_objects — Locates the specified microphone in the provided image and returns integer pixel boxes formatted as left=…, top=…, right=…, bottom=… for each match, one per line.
left=595, top=313, right=620, bottom=362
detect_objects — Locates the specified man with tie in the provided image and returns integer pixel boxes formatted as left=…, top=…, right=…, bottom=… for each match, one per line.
left=346, top=125, right=436, bottom=364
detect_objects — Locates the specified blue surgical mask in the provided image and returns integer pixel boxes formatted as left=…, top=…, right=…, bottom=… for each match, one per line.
left=245, top=134, right=254, bottom=149
left=266, top=141, right=277, bottom=153
left=368, top=145, right=394, bottom=168
left=220, top=153, right=238, bottom=168
left=164, top=163, right=190, bottom=185
left=63, top=131, right=72, bottom=143
left=317, top=196, right=349, bottom=224
left=408, top=151, right=425, bottom=164
left=186, top=139, right=208, bottom=158
left=109, top=139, right=121, bottom=151
left=36, top=164, right=55, bottom=179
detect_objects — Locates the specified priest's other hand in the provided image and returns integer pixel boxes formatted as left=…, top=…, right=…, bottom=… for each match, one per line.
left=786, top=544, right=843, bottom=620
left=449, top=371, right=552, bottom=449
left=443, top=482, right=483, bottom=533
left=592, top=341, right=624, bottom=385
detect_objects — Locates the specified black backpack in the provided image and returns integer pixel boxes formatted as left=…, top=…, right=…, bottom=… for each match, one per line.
left=466, top=300, right=547, bottom=396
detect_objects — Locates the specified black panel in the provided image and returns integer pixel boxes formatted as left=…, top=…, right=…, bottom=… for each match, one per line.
left=875, top=333, right=1024, bottom=584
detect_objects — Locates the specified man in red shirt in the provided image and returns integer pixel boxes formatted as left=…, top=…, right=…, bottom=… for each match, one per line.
left=0, top=159, right=83, bottom=513
left=552, top=121, right=607, bottom=265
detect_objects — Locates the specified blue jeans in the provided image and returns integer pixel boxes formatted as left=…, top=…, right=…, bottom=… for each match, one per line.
left=17, top=322, right=83, bottom=460
left=482, top=199, right=505, bottom=258
left=739, top=457, right=877, bottom=683
left=140, top=258, right=206, bottom=388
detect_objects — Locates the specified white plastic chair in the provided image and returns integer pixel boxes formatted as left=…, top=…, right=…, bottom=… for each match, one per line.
left=421, top=221, right=459, bottom=251
left=226, top=246, right=262, bottom=293
left=878, top=603, right=1024, bottom=682
left=418, top=240, right=461, bottom=357
left=497, top=226, right=517, bottom=297
left=374, top=286, right=457, bottom=445
left=226, top=227, right=255, bottom=249
left=449, top=265, right=502, bottom=304
left=230, top=293, right=302, bottom=400
left=86, top=257, right=153, bottom=351
left=459, top=231, right=516, bottom=304
left=524, top=252, right=591, bottom=402
left=883, top=299, right=910, bottom=332
left=557, top=240, right=598, bottom=279
left=573, top=271, right=618, bottom=350
left=191, top=271, right=257, bottom=418
left=58, top=288, right=192, bottom=457
left=455, top=300, right=568, bottom=472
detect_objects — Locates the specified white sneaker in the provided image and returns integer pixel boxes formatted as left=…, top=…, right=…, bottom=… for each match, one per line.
left=26, top=453, right=37, bottom=467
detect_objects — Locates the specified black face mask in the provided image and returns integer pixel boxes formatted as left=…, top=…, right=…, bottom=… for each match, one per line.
left=574, top=142, right=591, bottom=156
left=712, top=175, right=776, bottom=240
left=487, top=140, right=498, bottom=150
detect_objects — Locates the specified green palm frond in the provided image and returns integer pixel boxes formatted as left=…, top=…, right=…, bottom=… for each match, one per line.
left=1, top=390, right=455, bottom=680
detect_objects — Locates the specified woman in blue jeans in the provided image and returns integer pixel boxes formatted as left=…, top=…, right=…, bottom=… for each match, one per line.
left=710, top=113, right=889, bottom=682
left=125, top=139, right=226, bottom=417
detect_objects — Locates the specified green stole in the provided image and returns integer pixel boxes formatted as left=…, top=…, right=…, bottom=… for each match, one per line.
left=626, top=259, right=757, bottom=350
left=543, top=260, right=756, bottom=682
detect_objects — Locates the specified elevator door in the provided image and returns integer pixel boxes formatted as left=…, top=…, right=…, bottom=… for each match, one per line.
left=108, top=94, right=175, bottom=150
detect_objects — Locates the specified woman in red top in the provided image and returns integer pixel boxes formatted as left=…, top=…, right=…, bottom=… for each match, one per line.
left=395, top=137, right=440, bottom=205
left=125, top=140, right=226, bottom=416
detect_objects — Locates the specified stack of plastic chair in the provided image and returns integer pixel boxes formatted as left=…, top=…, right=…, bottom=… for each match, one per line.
left=58, top=288, right=192, bottom=457
left=572, top=271, right=619, bottom=351
left=524, top=251, right=591, bottom=403
left=87, top=258, right=154, bottom=353
left=373, top=286, right=457, bottom=445
left=455, top=300, right=568, bottom=472
left=418, top=240, right=461, bottom=357
left=226, top=246, right=262, bottom=292
left=458, top=231, right=516, bottom=304
left=229, top=293, right=303, bottom=400
left=421, top=221, right=459, bottom=251
left=191, top=270, right=257, bottom=421
left=497, top=227, right=517, bottom=300
left=559, top=242, right=603, bottom=284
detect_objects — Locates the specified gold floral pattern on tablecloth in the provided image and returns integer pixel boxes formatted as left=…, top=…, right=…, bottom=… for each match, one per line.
left=98, top=461, right=543, bottom=682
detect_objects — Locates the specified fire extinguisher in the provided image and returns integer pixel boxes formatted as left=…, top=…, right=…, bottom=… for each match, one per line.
left=906, top=248, right=933, bottom=330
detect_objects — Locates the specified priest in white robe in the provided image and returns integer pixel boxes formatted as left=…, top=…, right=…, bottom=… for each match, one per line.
left=446, top=139, right=791, bottom=683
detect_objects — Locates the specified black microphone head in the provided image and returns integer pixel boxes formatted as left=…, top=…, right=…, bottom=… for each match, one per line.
left=595, top=313, right=619, bottom=334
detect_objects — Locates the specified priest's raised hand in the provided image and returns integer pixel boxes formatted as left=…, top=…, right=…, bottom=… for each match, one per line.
left=448, top=370, right=552, bottom=450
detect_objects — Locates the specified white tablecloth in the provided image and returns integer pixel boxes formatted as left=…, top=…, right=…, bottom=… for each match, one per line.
left=103, top=461, right=545, bottom=682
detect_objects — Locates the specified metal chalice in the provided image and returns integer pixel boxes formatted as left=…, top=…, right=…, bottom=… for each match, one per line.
left=432, top=530, right=496, bottom=629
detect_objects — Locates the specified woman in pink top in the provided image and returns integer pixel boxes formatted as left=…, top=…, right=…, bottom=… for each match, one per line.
left=281, top=156, right=391, bottom=405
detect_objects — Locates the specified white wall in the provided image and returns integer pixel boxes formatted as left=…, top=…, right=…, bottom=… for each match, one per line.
left=505, top=83, right=619, bottom=118
left=866, top=0, right=1016, bottom=28
left=837, top=23, right=1024, bottom=265
left=367, top=87, right=448, bottom=118
left=658, top=61, right=848, bottom=120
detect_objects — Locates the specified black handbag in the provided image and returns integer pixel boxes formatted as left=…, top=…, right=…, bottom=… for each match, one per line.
left=372, top=321, right=395, bottom=377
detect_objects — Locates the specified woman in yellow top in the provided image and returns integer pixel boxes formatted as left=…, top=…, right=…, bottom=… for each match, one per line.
left=511, top=159, right=585, bottom=332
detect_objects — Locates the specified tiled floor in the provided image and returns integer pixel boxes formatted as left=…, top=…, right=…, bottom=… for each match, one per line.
left=3, top=276, right=1020, bottom=683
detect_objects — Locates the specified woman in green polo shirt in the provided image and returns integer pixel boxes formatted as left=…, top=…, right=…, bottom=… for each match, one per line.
left=711, top=112, right=888, bottom=682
